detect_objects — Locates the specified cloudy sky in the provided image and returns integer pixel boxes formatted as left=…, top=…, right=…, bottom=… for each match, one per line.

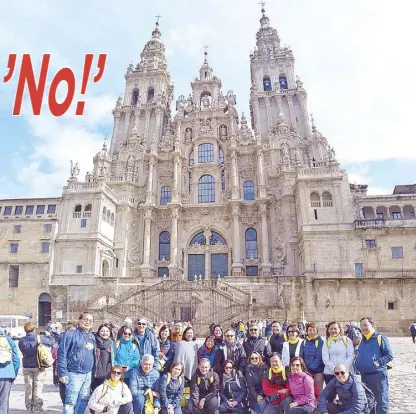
left=1, top=0, right=415, bottom=199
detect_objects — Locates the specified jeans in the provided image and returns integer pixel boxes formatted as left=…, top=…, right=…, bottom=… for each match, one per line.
left=0, top=380, right=12, bottom=414
left=160, top=408, right=182, bottom=414
left=184, top=396, right=219, bottom=414
left=250, top=399, right=268, bottom=413
left=287, top=406, right=315, bottom=413
left=263, top=396, right=293, bottom=414
left=63, top=371, right=92, bottom=414
left=23, top=367, right=46, bottom=410
left=361, top=370, right=389, bottom=414
left=312, top=372, right=324, bottom=392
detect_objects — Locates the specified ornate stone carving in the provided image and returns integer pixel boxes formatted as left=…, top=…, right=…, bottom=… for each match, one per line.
left=185, top=127, right=193, bottom=142
left=198, top=118, right=212, bottom=136
left=274, top=236, right=287, bottom=264
left=219, top=124, right=228, bottom=141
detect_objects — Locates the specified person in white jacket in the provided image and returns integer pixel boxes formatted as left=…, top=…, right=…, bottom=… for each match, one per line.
left=322, top=321, right=355, bottom=402
left=88, top=365, right=133, bottom=414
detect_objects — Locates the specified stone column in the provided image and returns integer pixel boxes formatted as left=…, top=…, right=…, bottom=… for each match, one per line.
left=287, top=95, right=296, bottom=126
left=253, top=100, right=260, bottom=130
left=169, top=206, right=180, bottom=276
left=123, top=111, right=131, bottom=140
left=265, top=96, right=273, bottom=129
left=172, top=154, right=180, bottom=203
left=146, top=156, right=156, bottom=204
left=204, top=229, right=211, bottom=280
left=298, top=94, right=310, bottom=136
left=231, top=150, right=239, bottom=199
left=155, top=108, right=163, bottom=142
left=231, top=204, right=243, bottom=276
left=145, top=111, right=151, bottom=145
left=140, top=207, right=154, bottom=276
left=257, top=147, right=266, bottom=198
left=110, top=111, right=121, bottom=154
left=260, top=203, right=271, bottom=276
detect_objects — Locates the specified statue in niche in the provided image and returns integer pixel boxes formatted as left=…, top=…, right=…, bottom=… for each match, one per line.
left=185, top=127, right=193, bottom=142
left=281, top=144, right=290, bottom=163
left=201, top=94, right=211, bottom=109
left=219, top=124, right=228, bottom=139
left=126, top=156, right=135, bottom=172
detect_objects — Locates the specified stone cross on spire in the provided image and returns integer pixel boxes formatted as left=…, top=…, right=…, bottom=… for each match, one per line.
left=155, top=14, right=161, bottom=24
left=259, top=1, right=266, bottom=14
left=310, top=113, right=316, bottom=131
left=203, top=45, right=209, bottom=64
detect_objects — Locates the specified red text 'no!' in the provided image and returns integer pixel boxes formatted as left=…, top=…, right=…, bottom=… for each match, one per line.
left=4, top=54, right=107, bottom=116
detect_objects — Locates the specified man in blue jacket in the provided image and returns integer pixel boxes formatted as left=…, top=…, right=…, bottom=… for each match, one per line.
left=58, top=313, right=96, bottom=414
left=355, top=317, right=393, bottom=414
left=133, top=317, right=159, bottom=370
left=0, top=327, right=20, bottom=414
left=18, top=321, right=54, bottom=412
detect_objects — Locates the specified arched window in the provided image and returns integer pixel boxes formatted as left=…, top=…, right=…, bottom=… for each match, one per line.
left=38, top=292, right=51, bottom=327
left=85, top=204, right=92, bottom=212
left=110, top=213, right=115, bottom=223
left=107, top=210, right=111, bottom=220
left=103, top=207, right=107, bottom=215
left=198, top=175, right=215, bottom=203
left=131, top=88, right=140, bottom=106
left=263, top=76, right=272, bottom=91
left=190, top=231, right=206, bottom=245
left=102, top=260, right=110, bottom=277
left=147, top=87, right=155, bottom=103
left=210, top=231, right=227, bottom=245
left=160, top=186, right=171, bottom=205
left=189, top=150, right=194, bottom=166
left=243, top=181, right=255, bottom=201
left=322, top=192, right=333, bottom=207
left=310, top=192, right=321, bottom=207
left=245, top=228, right=258, bottom=259
left=219, top=147, right=224, bottom=164
left=74, top=204, right=82, bottom=212
left=198, top=143, right=214, bottom=163
left=279, top=75, right=288, bottom=90
left=159, top=231, right=170, bottom=260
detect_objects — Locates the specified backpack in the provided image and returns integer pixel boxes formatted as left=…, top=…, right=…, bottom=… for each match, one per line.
left=166, top=372, right=183, bottom=386
left=358, top=378, right=376, bottom=414
left=348, top=327, right=362, bottom=347
left=0, top=336, right=12, bottom=365
left=37, top=335, right=54, bottom=368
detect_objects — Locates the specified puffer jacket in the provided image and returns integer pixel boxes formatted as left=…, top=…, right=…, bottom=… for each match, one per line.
left=19, top=332, right=54, bottom=368
left=214, top=341, right=246, bottom=375
left=288, top=372, right=316, bottom=408
left=88, top=379, right=132, bottom=414
left=243, top=336, right=267, bottom=361
left=114, top=338, right=140, bottom=379
left=303, top=336, right=324, bottom=374
left=322, top=336, right=355, bottom=375
left=133, top=328, right=160, bottom=370
left=130, top=367, right=161, bottom=408
left=318, top=374, right=368, bottom=414
left=190, top=369, right=219, bottom=406
left=245, top=363, right=267, bottom=408
left=159, top=373, right=185, bottom=408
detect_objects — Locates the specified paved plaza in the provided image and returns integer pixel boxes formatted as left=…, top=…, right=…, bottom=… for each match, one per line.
left=8, top=337, right=416, bottom=414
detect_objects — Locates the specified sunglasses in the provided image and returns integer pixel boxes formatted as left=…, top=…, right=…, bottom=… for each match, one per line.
left=335, top=371, right=346, bottom=376
left=287, top=331, right=296, bottom=334
left=249, top=329, right=258, bottom=331
left=112, top=371, right=122, bottom=375
left=225, top=334, right=235, bottom=337
left=291, top=363, right=301, bottom=367
left=123, top=333, right=132, bottom=336
left=250, top=357, right=259, bottom=360
left=137, top=322, right=146, bottom=326
left=224, top=366, right=233, bottom=370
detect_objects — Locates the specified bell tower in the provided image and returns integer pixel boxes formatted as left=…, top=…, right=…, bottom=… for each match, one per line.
left=249, top=4, right=310, bottom=141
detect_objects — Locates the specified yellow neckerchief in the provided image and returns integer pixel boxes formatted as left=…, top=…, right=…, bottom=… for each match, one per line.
left=306, top=335, right=318, bottom=341
left=363, top=328, right=375, bottom=340
left=288, top=337, right=300, bottom=345
left=331, top=335, right=340, bottom=341
left=108, top=379, right=119, bottom=388
left=271, top=366, right=284, bottom=374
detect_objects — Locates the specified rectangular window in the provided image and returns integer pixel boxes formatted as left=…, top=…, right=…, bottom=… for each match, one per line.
left=47, top=204, right=56, bottom=214
left=410, top=211, right=416, bottom=218
left=13, top=225, right=22, bottom=234
left=81, top=219, right=87, bottom=228
left=246, top=266, right=259, bottom=276
left=14, top=206, right=23, bottom=215
left=4, top=206, right=12, bottom=215
left=76, top=265, right=83, bottom=273
left=9, top=265, right=19, bottom=288
left=391, top=246, right=403, bottom=259
left=387, top=302, right=395, bottom=310
left=157, top=267, right=169, bottom=277
left=115, top=258, right=119, bottom=268
left=36, top=205, right=45, bottom=214
left=376, top=212, right=384, bottom=219
left=40, top=242, right=50, bottom=253
left=391, top=212, right=401, bottom=219
left=25, top=205, right=34, bottom=215
left=10, top=243, right=19, bottom=253
left=365, top=239, right=376, bottom=248
left=355, top=263, right=364, bottom=278
left=314, top=209, right=318, bottom=220
left=44, top=223, right=52, bottom=233
left=198, top=143, right=214, bottom=163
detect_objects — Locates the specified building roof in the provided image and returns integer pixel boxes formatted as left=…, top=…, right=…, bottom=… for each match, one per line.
left=393, top=184, right=416, bottom=195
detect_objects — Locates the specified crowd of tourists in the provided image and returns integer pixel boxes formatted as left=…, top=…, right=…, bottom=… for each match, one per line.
left=0, top=315, right=396, bottom=414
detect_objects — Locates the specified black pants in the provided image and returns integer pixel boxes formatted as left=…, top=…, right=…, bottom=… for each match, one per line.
left=412, top=335, right=416, bottom=343
left=323, top=374, right=337, bottom=402
left=326, top=402, right=342, bottom=414
left=184, top=396, right=218, bottom=414
left=59, top=381, right=66, bottom=404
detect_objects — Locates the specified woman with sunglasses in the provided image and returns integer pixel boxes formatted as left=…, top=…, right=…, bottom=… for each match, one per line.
left=115, top=327, right=140, bottom=388
left=219, top=360, right=247, bottom=414
left=245, top=352, right=268, bottom=414
left=159, top=361, right=185, bottom=414
left=88, top=365, right=133, bottom=414
left=287, top=357, right=316, bottom=413
left=282, top=325, right=305, bottom=367
left=158, top=325, right=174, bottom=374
left=92, top=324, right=117, bottom=393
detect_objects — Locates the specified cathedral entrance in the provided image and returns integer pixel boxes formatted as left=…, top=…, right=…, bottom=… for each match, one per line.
left=186, top=230, right=229, bottom=280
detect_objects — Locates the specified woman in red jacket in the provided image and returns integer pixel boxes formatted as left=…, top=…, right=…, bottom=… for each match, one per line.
left=261, top=354, right=293, bottom=413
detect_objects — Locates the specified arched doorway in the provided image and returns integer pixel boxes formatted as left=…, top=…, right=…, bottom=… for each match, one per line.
left=38, top=293, right=51, bottom=327
left=187, top=230, right=229, bottom=280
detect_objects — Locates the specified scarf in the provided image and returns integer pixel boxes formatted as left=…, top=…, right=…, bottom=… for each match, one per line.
left=331, top=335, right=340, bottom=341
left=288, top=337, right=300, bottom=345
left=271, top=366, right=284, bottom=374
left=306, top=335, right=318, bottom=341
left=363, top=328, right=375, bottom=340
left=108, top=379, right=119, bottom=387
left=96, top=335, right=111, bottom=350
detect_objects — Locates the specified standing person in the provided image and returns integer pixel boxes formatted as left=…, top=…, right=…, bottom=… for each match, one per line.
left=117, top=318, right=133, bottom=340
left=245, top=352, right=268, bottom=414
left=237, top=321, right=246, bottom=340
left=0, top=327, right=20, bottom=414
left=18, top=321, right=54, bottom=412
left=58, top=312, right=96, bottom=414
left=322, top=321, right=354, bottom=388
left=266, top=322, right=286, bottom=361
left=303, top=322, right=324, bottom=392
left=244, top=324, right=268, bottom=362
left=159, top=362, right=185, bottom=414
left=409, top=321, right=416, bottom=344
left=174, top=327, right=198, bottom=382
left=170, top=323, right=182, bottom=344
left=133, top=318, right=160, bottom=371
left=212, top=325, right=225, bottom=348
left=92, top=323, right=116, bottom=392
left=282, top=325, right=305, bottom=367
left=115, top=327, right=140, bottom=388
left=157, top=325, right=174, bottom=374
left=355, top=317, right=393, bottom=414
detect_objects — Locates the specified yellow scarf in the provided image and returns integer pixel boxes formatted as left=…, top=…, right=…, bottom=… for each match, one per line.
left=363, top=328, right=375, bottom=340
left=331, top=335, right=340, bottom=341
left=288, top=337, right=300, bottom=345
left=108, top=379, right=119, bottom=387
left=272, top=366, right=284, bottom=374
left=307, top=335, right=318, bottom=341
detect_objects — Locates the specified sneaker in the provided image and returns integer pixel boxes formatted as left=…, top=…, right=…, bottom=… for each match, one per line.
left=33, top=408, right=44, bottom=413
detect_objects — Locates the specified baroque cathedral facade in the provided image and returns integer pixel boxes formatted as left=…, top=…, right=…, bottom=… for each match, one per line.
left=1, top=9, right=415, bottom=331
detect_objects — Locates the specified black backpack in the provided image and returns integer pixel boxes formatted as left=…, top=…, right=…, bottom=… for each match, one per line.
left=359, top=379, right=376, bottom=414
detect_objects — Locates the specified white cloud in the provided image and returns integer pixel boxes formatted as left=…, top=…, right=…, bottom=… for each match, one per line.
left=345, top=163, right=391, bottom=195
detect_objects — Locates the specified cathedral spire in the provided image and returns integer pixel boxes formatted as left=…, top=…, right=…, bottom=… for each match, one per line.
left=199, top=45, right=214, bottom=81
left=259, top=1, right=270, bottom=28
left=151, top=14, right=162, bottom=41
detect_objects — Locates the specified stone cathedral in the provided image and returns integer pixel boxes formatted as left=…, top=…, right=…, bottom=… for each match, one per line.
left=1, top=9, right=415, bottom=332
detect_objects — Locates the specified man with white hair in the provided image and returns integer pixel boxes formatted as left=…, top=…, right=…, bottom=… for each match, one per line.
left=130, top=354, right=160, bottom=414
left=133, top=317, right=160, bottom=370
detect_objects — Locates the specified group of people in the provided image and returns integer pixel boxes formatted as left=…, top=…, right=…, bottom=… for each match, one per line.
left=0, top=314, right=394, bottom=414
